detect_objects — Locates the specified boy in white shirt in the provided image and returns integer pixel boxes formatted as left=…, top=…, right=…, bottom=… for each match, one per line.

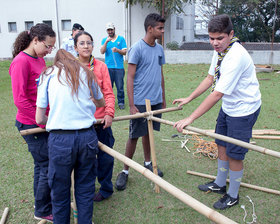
left=173, top=14, right=261, bottom=210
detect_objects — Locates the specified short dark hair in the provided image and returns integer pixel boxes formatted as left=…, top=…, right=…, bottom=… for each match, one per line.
left=72, top=23, right=84, bottom=31
left=208, top=14, right=233, bottom=35
left=144, top=13, right=165, bottom=32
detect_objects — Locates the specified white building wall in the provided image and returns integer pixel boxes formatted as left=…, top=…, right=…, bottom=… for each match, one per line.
left=0, top=0, right=195, bottom=59
left=0, top=0, right=58, bottom=58
left=170, top=3, right=195, bottom=45
left=164, top=50, right=280, bottom=65
left=0, top=0, right=126, bottom=59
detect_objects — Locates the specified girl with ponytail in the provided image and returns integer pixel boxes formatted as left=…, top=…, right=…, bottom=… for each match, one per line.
left=9, top=23, right=56, bottom=222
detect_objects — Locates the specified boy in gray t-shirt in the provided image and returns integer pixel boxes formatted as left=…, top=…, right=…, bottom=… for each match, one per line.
left=115, top=13, right=166, bottom=191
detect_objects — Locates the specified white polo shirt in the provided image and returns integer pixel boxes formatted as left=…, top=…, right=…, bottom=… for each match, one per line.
left=208, top=43, right=261, bottom=117
left=37, top=66, right=103, bottom=131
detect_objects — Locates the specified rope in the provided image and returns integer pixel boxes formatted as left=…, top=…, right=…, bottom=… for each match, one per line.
left=190, top=135, right=218, bottom=160
left=240, top=195, right=257, bottom=224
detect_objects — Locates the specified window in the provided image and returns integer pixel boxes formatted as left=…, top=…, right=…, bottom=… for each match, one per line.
left=8, top=22, right=17, bottom=32
left=43, top=20, right=52, bottom=28
left=176, top=17, right=184, bottom=30
left=61, top=20, right=71, bottom=31
left=25, top=21, right=34, bottom=30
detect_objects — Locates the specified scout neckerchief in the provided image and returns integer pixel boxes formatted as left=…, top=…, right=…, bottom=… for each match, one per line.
left=77, top=55, right=95, bottom=71
left=211, top=36, right=240, bottom=92
left=88, top=55, right=95, bottom=71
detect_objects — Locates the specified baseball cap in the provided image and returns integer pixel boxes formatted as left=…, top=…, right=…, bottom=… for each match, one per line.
left=72, top=23, right=84, bottom=31
left=106, top=22, right=115, bottom=30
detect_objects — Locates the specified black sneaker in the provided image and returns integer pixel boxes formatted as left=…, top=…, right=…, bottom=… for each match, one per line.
left=198, top=181, right=226, bottom=194
left=213, top=194, right=239, bottom=210
left=115, top=172, right=128, bottom=191
left=144, top=162, right=164, bottom=177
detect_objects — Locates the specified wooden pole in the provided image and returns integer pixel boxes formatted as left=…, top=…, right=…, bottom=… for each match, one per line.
left=98, top=142, right=237, bottom=224
left=145, top=99, right=160, bottom=193
left=20, top=106, right=182, bottom=136
left=71, top=171, right=78, bottom=224
left=0, top=207, right=9, bottom=224
left=252, top=135, right=280, bottom=140
left=187, top=170, right=280, bottom=195
left=109, top=106, right=182, bottom=123
left=20, top=127, right=46, bottom=136
left=184, top=129, right=280, bottom=135
left=150, top=117, right=280, bottom=159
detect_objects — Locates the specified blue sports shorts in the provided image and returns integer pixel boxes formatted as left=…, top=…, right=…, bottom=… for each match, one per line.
left=215, top=107, right=260, bottom=160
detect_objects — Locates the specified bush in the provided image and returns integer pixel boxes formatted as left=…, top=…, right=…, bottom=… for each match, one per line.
left=166, top=41, right=179, bottom=50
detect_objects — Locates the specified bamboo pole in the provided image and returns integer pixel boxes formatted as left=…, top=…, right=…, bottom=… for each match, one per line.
left=98, top=142, right=237, bottom=224
left=108, top=106, right=182, bottom=123
left=71, top=171, right=78, bottom=224
left=20, top=106, right=182, bottom=136
left=187, top=170, right=280, bottom=195
left=0, top=207, right=9, bottom=224
left=185, top=129, right=280, bottom=136
left=252, top=135, right=280, bottom=140
left=151, top=117, right=280, bottom=159
left=145, top=99, right=160, bottom=193
left=20, top=127, right=45, bottom=136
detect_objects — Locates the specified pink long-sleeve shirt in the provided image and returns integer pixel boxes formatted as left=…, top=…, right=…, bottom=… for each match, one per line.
left=9, top=52, right=46, bottom=126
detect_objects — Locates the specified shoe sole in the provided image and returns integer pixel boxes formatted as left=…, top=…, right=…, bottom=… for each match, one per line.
left=198, top=186, right=226, bottom=194
left=115, top=184, right=126, bottom=191
left=213, top=200, right=239, bottom=210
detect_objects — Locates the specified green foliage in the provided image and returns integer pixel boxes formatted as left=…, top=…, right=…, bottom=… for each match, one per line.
left=119, top=0, right=195, bottom=17
left=219, top=0, right=280, bottom=42
left=166, top=41, right=180, bottom=50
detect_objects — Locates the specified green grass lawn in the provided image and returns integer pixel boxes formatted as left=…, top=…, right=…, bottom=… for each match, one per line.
left=0, top=61, right=279, bottom=223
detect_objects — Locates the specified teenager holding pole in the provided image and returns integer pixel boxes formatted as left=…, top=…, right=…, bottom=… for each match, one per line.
left=36, top=49, right=104, bottom=223
left=74, top=31, right=116, bottom=202
left=173, top=14, right=261, bottom=210
left=9, top=23, right=56, bottom=222
left=115, top=13, right=166, bottom=191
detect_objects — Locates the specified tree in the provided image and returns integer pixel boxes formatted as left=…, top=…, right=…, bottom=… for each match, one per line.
left=196, top=0, right=220, bottom=24
left=119, top=0, right=195, bottom=18
left=219, top=0, right=280, bottom=42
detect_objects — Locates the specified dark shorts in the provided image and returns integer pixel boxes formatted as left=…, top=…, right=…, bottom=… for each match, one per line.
left=215, top=107, right=260, bottom=160
left=129, top=103, right=162, bottom=139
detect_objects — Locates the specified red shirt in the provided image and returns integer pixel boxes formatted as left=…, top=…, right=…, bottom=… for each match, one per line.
left=92, top=59, right=115, bottom=119
left=9, top=52, right=46, bottom=126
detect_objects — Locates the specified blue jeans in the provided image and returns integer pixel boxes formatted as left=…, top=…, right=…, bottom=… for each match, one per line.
left=15, top=120, right=52, bottom=217
left=95, top=125, right=115, bottom=198
left=48, top=127, right=98, bottom=224
left=108, top=68, right=125, bottom=106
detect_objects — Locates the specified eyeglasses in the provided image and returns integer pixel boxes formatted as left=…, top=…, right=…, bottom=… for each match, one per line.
left=42, top=41, right=56, bottom=51
left=78, top=41, right=94, bottom=47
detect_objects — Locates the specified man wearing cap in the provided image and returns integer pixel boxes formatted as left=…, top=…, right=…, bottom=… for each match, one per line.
left=61, top=23, right=84, bottom=57
left=100, top=22, right=127, bottom=110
